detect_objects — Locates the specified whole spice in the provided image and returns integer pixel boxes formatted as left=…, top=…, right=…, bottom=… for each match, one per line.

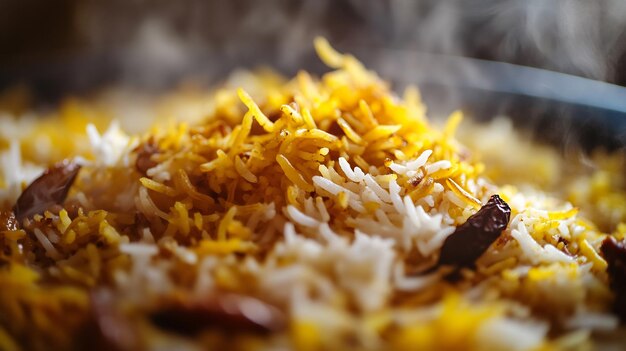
left=600, top=236, right=626, bottom=321
left=0, top=210, right=18, bottom=231
left=85, top=289, right=140, bottom=351
left=13, top=160, right=81, bottom=222
left=438, top=194, right=511, bottom=267
left=149, top=294, right=286, bottom=336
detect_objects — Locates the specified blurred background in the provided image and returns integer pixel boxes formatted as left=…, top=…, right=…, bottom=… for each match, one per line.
left=1, top=0, right=626, bottom=149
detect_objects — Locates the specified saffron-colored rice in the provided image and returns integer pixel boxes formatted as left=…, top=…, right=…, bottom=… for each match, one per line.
left=0, top=38, right=625, bottom=351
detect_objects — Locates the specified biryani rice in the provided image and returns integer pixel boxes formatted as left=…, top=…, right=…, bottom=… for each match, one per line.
left=0, top=38, right=625, bottom=350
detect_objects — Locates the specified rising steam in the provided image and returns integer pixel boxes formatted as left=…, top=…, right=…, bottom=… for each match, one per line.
left=76, top=0, right=626, bottom=86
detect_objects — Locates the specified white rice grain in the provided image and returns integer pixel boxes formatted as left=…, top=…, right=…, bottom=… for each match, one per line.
left=312, top=176, right=364, bottom=212
left=389, top=179, right=405, bottom=214
left=425, top=160, right=452, bottom=174
left=418, top=226, right=456, bottom=256
left=404, top=195, right=420, bottom=228
left=364, top=174, right=391, bottom=202
left=142, top=228, right=155, bottom=243
left=313, top=176, right=355, bottom=197
left=319, top=223, right=345, bottom=244
left=303, top=197, right=317, bottom=219
left=565, top=312, right=619, bottom=331
left=511, top=221, right=573, bottom=264
left=338, top=157, right=361, bottom=182
left=33, top=228, right=62, bottom=260
left=47, top=229, right=60, bottom=244
left=476, top=318, right=548, bottom=351
left=353, top=166, right=365, bottom=180
left=120, top=243, right=159, bottom=256
left=315, top=197, right=331, bottom=222
left=286, top=205, right=320, bottom=228
left=394, top=263, right=441, bottom=291
left=389, top=163, right=408, bottom=174
left=406, top=149, right=433, bottom=170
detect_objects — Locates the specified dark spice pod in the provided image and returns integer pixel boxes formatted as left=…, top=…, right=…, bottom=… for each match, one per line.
left=84, top=289, right=141, bottom=351
left=149, top=294, right=286, bottom=336
left=13, top=160, right=81, bottom=222
left=438, top=194, right=511, bottom=267
left=600, top=236, right=626, bottom=321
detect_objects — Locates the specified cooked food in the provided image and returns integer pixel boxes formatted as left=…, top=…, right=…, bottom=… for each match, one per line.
left=437, top=194, right=510, bottom=269
left=0, top=38, right=625, bottom=351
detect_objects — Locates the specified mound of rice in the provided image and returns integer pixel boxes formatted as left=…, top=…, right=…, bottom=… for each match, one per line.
left=0, top=38, right=625, bottom=351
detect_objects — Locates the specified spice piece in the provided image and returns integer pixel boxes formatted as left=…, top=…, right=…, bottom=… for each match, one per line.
left=438, top=194, right=511, bottom=267
left=600, top=236, right=626, bottom=321
left=408, top=168, right=425, bottom=187
left=86, top=290, right=139, bottom=351
left=13, top=160, right=81, bottom=222
left=0, top=210, right=18, bottom=231
left=134, top=139, right=159, bottom=174
left=149, top=294, right=286, bottom=336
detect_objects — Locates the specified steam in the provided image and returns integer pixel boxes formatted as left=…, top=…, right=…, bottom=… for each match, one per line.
left=71, top=0, right=626, bottom=152
left=77, top=0, right=335, bottom=86
left=123, top=19, right=198, bottom=86
left=471, top=0, right=626, bottom=81
left=76, top=0, right=626, bottom=85
left=351, top=0, right=626, bottom=82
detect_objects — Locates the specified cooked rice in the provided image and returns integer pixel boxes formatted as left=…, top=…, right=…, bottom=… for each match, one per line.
left=0, top=38, right=625, bottom=351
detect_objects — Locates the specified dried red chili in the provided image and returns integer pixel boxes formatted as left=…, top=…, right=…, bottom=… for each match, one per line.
left=13, top=160, right=81, bottom=222
left=600, top=236, right=626, bottom=321
left=149, top=294, right=286, bottom=336
left=438, top=194, right=511, bottom=267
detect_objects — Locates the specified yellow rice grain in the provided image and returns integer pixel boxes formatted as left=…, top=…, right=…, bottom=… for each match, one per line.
left=195, top=238, right=256, bottom=255
left=443, top=110, right=463, bottom=138
left=173, top=202, right=191, bottom=236
left=139, top=177, right=178, bottom=196
left=280, top=104, right=304, bottom=125
left=2, top=37, right=624, bottom=351
left=99, top=220, right=121, bottom=244
left=217, top=206, right=237, bottom=241
left=337, top=117, right=363, bottom=144
left=237, top=88, right=274, bottom=132
left=578, top=239, right=608, bottom=271
left=276, top=154, right=314, bottom=192
left=446, top=178, right=482, bottom=209
left=193, top=212, right=203, bottom=230
left=301, top=107, right=317, bottom=129
left=234, top=155, right=258, bottom=183
left=314, top=37, right=346, bottom=69
left=362, top=124, right=402, bottom=142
